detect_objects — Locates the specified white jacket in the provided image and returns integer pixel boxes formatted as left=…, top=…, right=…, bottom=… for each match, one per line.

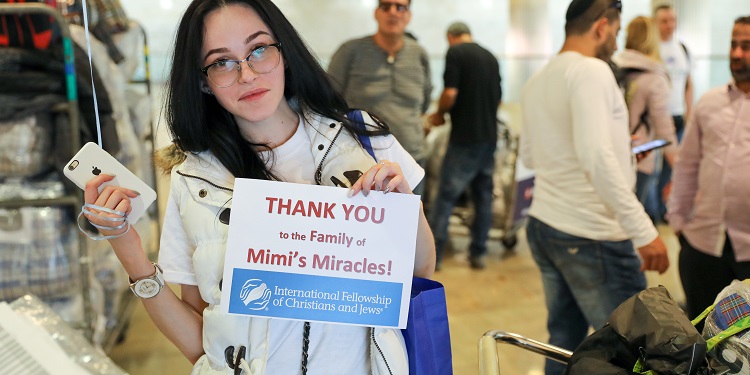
left=160, top=110, right=410, bottom=375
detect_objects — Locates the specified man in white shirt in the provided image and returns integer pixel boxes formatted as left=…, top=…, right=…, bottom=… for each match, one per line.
left=655, top=4, right=693, bottom=220
left=520, top=1, right=669, bottom=373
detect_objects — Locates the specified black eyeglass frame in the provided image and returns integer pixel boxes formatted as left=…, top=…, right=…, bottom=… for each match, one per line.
left=200, top=43, right=283, bottom=86
left=377, top=2, right=409, bottom=13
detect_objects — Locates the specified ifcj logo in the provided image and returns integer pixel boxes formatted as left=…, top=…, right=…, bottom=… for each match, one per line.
left=240, top=279, right=272, bottom=310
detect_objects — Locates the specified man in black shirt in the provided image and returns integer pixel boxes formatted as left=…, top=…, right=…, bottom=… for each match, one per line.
left=428, top=22, right=502, bottom=270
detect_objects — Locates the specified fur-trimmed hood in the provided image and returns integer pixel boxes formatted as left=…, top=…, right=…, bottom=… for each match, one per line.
left=154, top=143, right=187, bottom=175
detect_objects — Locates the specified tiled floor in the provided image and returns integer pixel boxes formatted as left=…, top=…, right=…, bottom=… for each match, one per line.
left=109, top=219, right=684, bottom=374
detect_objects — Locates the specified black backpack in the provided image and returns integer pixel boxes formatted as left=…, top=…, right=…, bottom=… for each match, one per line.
left=609, top=61, right=649, bottom=135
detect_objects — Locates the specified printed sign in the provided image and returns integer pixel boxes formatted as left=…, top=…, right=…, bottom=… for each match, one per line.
left=221, top=179, right=420, bottom=328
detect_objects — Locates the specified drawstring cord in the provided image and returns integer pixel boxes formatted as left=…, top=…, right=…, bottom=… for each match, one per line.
left=225, top=321, right=311, bottom=374
left=301, top=321, right=310, bottom=375
left=238, top=358, right=252, bottom=374
left=225, top=345, right=246, bottom=375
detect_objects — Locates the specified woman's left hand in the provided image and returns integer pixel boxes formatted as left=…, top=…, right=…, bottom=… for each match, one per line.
left=348, top=159, right=435, bottom=276
left=348, top=160, right=412, bottom=197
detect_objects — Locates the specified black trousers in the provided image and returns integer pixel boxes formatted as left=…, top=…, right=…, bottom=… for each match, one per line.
left=679, top=233, right=750, bottom=320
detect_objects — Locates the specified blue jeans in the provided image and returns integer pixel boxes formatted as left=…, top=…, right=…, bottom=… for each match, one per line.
left=657, top=115, right=686, bottom=219
left=635, top=171, right=658, bottom=223
left=525, top=217, right=646, bottom=375
left=428, top=142, right=495, bottom=263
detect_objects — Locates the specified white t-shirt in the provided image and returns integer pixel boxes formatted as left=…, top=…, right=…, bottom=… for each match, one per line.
left=265, top=120, right=422, bottom=374
left=519, top=51, right=657, bottom=247
left=659, top=39, right=691, bottom=116
left=263, top=114, right=423, bottom=188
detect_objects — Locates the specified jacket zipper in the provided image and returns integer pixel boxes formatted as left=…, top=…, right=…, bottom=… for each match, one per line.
left=314, top=126, right=344, bottom=185
left=371, top=328, right=394, bottom=375
left=176, top=171, right=234, bottom=192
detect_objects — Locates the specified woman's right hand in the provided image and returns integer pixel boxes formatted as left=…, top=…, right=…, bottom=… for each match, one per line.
left=83, top=174, right=141, bottom=239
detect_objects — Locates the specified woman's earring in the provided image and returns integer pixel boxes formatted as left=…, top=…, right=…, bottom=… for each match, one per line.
left=200, top=82, right=214, bottom=95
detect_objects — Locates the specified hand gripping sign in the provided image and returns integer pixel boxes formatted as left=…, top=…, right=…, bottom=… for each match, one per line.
left=221, top=179, right=419, bottom=328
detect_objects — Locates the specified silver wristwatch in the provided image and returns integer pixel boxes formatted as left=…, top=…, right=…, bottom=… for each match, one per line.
left=129, top=263, right=165, bottom=299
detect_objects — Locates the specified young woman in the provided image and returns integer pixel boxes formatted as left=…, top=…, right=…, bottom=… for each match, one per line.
left=82, top=0, right=435, bottom=373
left=612, top=16, right=678, bottom=221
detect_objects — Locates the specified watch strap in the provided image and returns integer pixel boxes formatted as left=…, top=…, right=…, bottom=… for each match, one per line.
left=129, top=263, right=165, bottom=298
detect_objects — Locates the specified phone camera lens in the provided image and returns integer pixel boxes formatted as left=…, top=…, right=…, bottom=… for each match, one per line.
left=68, top=160, right=79, bottom=171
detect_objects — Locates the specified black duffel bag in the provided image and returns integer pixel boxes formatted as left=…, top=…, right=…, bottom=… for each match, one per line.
left=566, top=286, right=730, bottom=375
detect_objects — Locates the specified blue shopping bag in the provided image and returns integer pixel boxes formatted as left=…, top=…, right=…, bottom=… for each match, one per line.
left=402, top=277, right=453, bottom=375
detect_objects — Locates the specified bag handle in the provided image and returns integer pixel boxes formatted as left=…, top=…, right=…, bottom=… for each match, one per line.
left=633, top=360, right=658, bottom=375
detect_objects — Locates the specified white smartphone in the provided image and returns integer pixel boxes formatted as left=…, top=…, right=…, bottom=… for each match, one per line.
left=63, top=142, right=157, bottom=224
left=632, top=139, right=671, bottom=156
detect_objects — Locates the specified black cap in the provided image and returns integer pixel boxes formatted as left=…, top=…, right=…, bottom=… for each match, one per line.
left=566, top=0, right=596, bottom=22
left=566, top=0, right=622, bottom=22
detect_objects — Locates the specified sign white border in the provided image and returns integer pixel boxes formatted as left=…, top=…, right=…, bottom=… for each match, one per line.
left=220, top=179, right=419, bottom=328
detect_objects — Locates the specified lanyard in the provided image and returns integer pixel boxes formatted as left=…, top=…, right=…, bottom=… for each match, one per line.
left=79, top=0, right=103, bottom=148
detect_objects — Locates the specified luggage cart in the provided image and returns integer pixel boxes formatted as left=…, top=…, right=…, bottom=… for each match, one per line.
left=494, top=120, right=534, bottom=250
left=479, top=331, right=572, bottom=375
left=422, top=115, right=533, bottom=251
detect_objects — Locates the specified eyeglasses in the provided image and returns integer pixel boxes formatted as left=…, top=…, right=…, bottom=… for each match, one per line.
left=566, top=0, right=621, bottom=22
left=378, top=2, right=409, bottom=13
left=200, top=43, right=282, bottom=88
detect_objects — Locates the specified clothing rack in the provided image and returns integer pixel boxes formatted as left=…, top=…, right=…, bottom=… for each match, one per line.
left=0, top=2, right=94, bottom=339
left=0, top=1, right=158, bottom=351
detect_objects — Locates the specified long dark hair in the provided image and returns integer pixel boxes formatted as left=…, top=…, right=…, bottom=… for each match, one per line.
left=164, top=0, right=388, bottom=179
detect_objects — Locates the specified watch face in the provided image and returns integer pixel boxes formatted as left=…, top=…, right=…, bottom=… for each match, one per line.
left=135, top=279, right=161, bottom=298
